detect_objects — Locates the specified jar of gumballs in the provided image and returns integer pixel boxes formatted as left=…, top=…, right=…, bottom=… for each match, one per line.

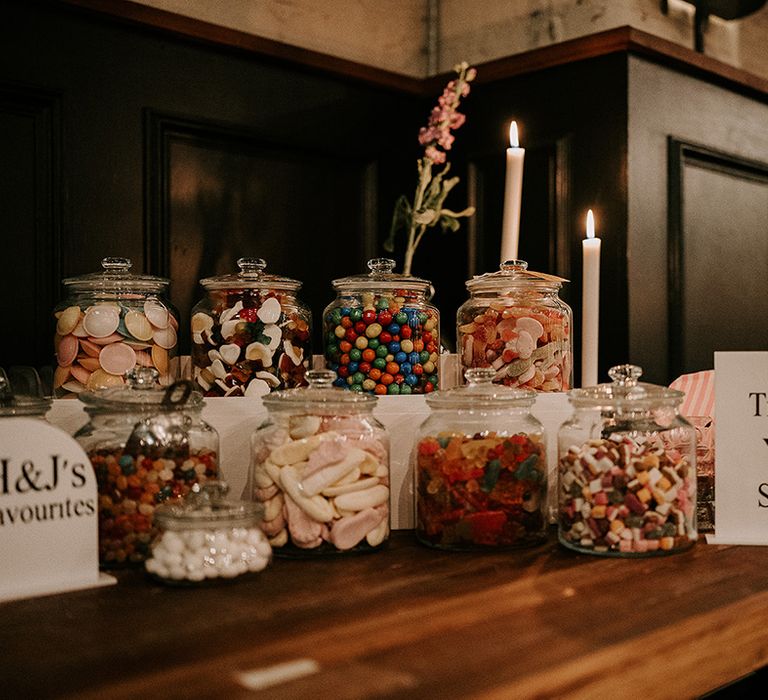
left=323, top=258, right=440, bottom=395
left=146, top=481, right=271, bottom=585
left=413, top=368, right=547, bottom=550
left=74, top=368, right=220, bottom=568
left=53, top=257, right=180, bottom=398
left=456, top=260, right=572, bottom=392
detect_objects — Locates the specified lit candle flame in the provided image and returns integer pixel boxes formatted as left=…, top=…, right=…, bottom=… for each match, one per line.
left=509, top=121, right=519, bottom=148
left=586, top=209, right=595, bottom=240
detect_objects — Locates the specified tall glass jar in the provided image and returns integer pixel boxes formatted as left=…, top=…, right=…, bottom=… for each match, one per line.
left=558, top=364, right=697, bottom=556
left=74, top=368, right=220, bottom=567
left=456, top=260, right=572, bottom=392
left=53, top=257, right=179, bottom=398
left=323, top=258, right=439, bottom=395
left=414, top=368, right=547, bottom=550
left=190, top=257, right=311, bottom=397
left=245, top=369, right=390, bottom=555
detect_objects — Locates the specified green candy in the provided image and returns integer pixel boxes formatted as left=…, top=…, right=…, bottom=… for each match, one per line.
left=373, top=357, right=387, bottom=370
left=349, top=308, right=363, bottom=322
left=349, top=348, right=362, bottom=361
left=387, top=383, right=400, bottom=394
left=367, top=338, right=380, bottom=350
left=376, top=345, right=389, bottom=358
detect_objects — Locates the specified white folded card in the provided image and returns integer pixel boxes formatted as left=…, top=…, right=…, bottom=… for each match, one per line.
left=711, top=351, right=768, bottom=545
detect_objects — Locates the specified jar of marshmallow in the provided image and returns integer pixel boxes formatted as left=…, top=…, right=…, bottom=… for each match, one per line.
left=246, top=369, right=390, bottom=555
left=145, top=481, right=271, bottom=584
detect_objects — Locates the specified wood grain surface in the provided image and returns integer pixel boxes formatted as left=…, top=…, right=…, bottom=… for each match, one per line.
left=3, top=531, right=768, bottom=698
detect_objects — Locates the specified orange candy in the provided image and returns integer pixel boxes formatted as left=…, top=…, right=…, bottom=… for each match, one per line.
left=385, top=362, right=400, bottom=375
left=380, top=372, right=394, bottom=386
left=368, top=368, right=382, bottom=381
left=374, top=384, right=388, bottom=395
left=413, top=340, right=424, bottom=352
left=362, top=348, right=376, bottom=362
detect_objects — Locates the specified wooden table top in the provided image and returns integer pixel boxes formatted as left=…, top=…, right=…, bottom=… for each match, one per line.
left=3, top=531, right=768, bottom=698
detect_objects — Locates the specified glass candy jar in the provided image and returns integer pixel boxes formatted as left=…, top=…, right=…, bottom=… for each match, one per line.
left=146, top=482, right=270, bottom=584
left=53, top=257, right=179, bottom=397
left=246, top=369, right=390, bottom=555
left=190, top=257, right=311, bottom=397
left=558, top=364, right=697, bottom=556
left=323, top=258, right=439, bottom=395
left=75, top=368, right=220, bottom=567
left=457, top=260, right=572, bottom=392
left=414, top=368, right=547, bottom=550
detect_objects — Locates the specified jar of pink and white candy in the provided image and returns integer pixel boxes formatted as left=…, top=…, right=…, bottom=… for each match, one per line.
left=456, top=260, right=572, bottom=392
left=245, top=369, right=390, bottom=555
left=53, top=257, right=179, bottom=397
left=558, top=364, right=697, bottom=557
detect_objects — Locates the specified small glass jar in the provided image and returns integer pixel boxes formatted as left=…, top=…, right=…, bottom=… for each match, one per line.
left=456, top=260, right=572, bottom=392
left=146, top=481, right=271, bottom=584
left=0, top=368, right=51, bottom=419
left=53, top=257, right=179, bottom=398
left=323, top=258, right=439, bottom=395
left=558, top=364, right=697, bottom=556
left=245, top=369, right=390, bottom=555
left=190, top=257, right=311, bottom=397
left=74, top=368, right=220, bottom=567
left=414, top=368, right=547, bottom=550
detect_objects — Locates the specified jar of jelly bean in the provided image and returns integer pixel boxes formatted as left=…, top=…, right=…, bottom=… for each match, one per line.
left=246, top=369, right=390, bottom=555
left=74, top=368, right=220, bottom=568
left=146, top=481, right=271, bottom=585
left=558, top=364, right=697, bottom=557
left=323, top=258, right=440, bottom=395
left=53, top=257, right=180, bottom=398
left=414, top=368, right=547, bottom=550
left=456, top=260, right=572, bottom=392
left=190, top=257, right=311, bottom=397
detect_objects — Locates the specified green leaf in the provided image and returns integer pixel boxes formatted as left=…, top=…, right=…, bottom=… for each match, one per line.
left=384, top=195, right=411, bottom=252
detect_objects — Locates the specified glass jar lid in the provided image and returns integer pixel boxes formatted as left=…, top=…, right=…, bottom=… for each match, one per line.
left=331, top=258, right=432, bottom=296
left=0, top=370, right=51, bottom=417
left=78, top=368, right=203, bottom=413
left=569, top=364, right=684, bottom=411
left=199, top=257, right=302, bottom=292
left=62, top=257, right=170, bottom=294
left=465, top=260, right=567, bottom=294
left=154, top=481, right=262, bottom=530
left=426, top=368, right=536, bottom=409
left=262, top=369, right=377, bottom=413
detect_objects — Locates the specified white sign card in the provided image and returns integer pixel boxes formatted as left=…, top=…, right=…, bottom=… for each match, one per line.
left=0, top=417, right=115, bottom=602
left=712, top=352, right=768, bottom=545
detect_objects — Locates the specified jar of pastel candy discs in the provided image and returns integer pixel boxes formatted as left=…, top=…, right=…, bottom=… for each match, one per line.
left=247, top=369, right=390, bottom=555
left=53, top=257, right=179, bottom=397
left=558, top=365, right=697, bottom=557
left=414, top=368, right=548, bottom=550
left=191, top=257, right=311, bottom=397
left=146, top=481, right=270, bottom=584
left=457, top=260, right=572, bottom=392
left=75, top=368, right=220, bottom=567
left=323, top=258, right=439, bottom=395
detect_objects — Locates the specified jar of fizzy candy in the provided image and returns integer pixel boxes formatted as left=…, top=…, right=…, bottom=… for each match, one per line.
left=191, top=258, right=311, bottom=397
left=414, top=368, right=547, bottom=550
left=456, top=260, right=572, bottom=392
left=53, top=257, right=179, bottom=397
left=146, top=481, right=270, bottom=585
left=558, top=364, right=697, bottom=556
left=246, top=369, right=390, bottom=555
left=323, top=258, right=439, bottom=395
left=75, top=368, right=220, bottom=567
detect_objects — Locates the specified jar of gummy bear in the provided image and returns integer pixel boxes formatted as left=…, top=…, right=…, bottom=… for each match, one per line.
left=53, top=257, right=179, bottom=398
left=558, top=364, right=697, bottom=557
left=75, top=368, right=220, bottom=567
left=456, top=260, right=572, bottom=392
left=246, top=369, right=390, bottom=555
left=414, top=368, right=547, bottom=550
left=146, top=481, right=271, bottom=585
left=323, top=258, right=440, bottom=395
left=190, top=257, right=311, bottom=397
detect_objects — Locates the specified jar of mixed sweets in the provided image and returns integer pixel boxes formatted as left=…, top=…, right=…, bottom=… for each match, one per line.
left=456, top=260, right=572, bottom=392
left=414, top=368, right=547, bottom=550
left=53, top=257, right=179, bottom=397
left=75, top=368, right=219, bottom=567
left=323, top=258, right=439, bottom=395
left=190, top=257, right=311, bottom=397
left=146, top=481, right=270, bottom=585
left=246, top=369, right=390, bottom=555
left=558, top=364, right=697, bottom=556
